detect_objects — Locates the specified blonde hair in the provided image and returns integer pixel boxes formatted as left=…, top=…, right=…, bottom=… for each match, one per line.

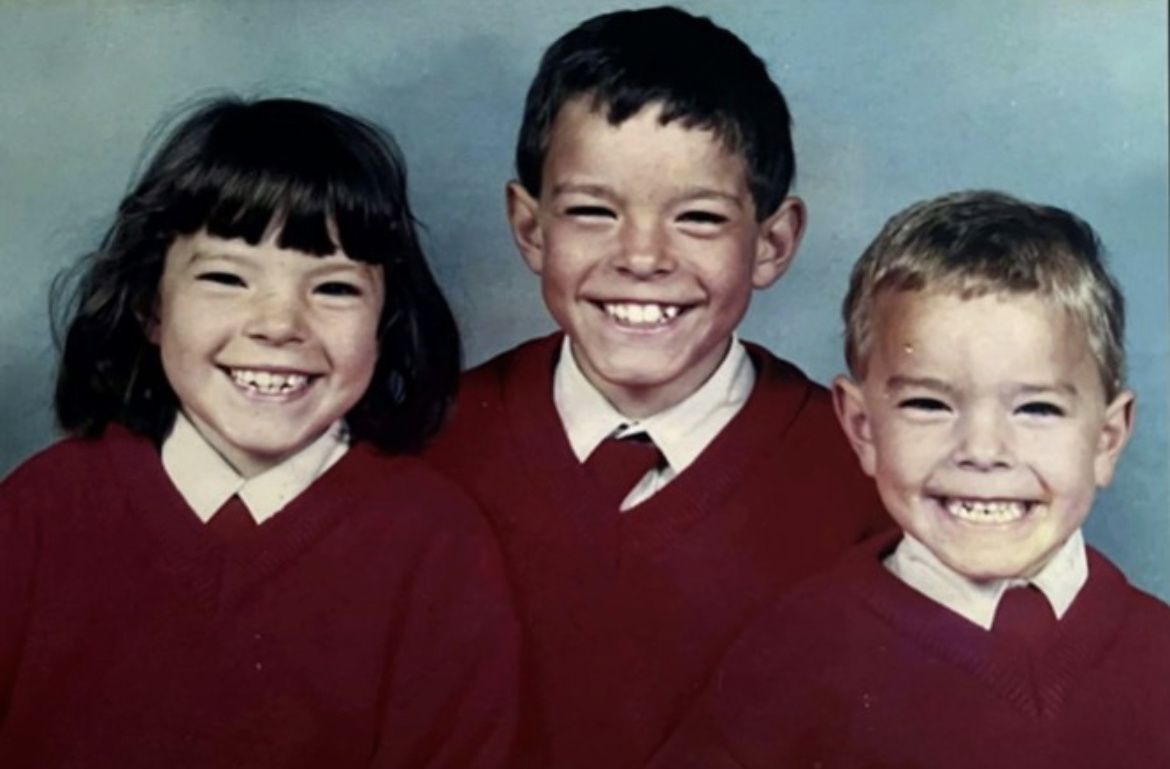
left=843, top=190, right=1125, bottom=400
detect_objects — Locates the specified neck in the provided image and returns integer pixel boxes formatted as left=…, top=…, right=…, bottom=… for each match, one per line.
left=572, top=338, right=733, bottom=420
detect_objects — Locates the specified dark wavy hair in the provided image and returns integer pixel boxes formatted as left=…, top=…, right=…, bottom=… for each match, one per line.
left=515, top=5, right=796, bottom=219
left=53, top=96, right=461, bottom=453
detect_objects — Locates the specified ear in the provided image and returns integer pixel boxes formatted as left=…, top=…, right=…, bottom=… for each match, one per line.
left=832, top=374, right=877, bottom=477
left=751, top=196, right=806, bottom=289
left=138, top=303, right=160, bottom=345
left=1094, top=389, right=1135, bottom=487
left=506, top=180, right=545, bottom=275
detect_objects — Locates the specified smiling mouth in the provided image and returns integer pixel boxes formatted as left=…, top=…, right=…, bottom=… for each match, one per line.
left=600, top=301, right=685, bottom=328
left=940, top=497, right=1036, bottom=524
left=227, top=368, right=313, bottom=396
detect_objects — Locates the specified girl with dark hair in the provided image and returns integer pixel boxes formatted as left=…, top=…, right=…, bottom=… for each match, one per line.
left=0, top=97, right=517, bottom=767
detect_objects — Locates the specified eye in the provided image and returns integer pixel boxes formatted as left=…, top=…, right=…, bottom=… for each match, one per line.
left=196, top=271, right=245, bottom=287
left=565, top=205, right=616, bottom=219
left=314, top=281, right=363, bottom=297
left=1017, top=401, right=1065, bottom=417
left=677, top=210, right=729, bottom=226
left=898, top=397, right=951, bottom=413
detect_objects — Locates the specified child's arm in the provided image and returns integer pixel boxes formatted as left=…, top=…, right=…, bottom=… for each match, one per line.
left=369, top=497, right=520, bottom=769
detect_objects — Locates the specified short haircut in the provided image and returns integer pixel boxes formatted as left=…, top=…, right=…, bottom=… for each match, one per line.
left=53, top=96, right=461, bottom=453
left=843, top=190, right=1125, bottom=400
left=515, top=5, right=795, bottom=219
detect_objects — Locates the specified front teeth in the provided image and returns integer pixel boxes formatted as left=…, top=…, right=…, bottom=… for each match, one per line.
left=230, top=369, right=310, bottom=395
left=944, top=498, right=1029, bottom=524
left=603, top=302, right=681, bottom=326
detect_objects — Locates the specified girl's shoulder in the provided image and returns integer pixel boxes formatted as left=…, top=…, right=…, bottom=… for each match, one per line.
left=4, top=434, right=107, bottom=485
left=328, top=444, right=490, bottom=533
left=2, top=425, right=152, bottom=499
left=337, top=444, right=472, bottom=500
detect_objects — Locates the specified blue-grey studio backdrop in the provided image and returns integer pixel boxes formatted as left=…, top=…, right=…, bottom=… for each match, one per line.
left=1, top=0, right=1167, bottom=599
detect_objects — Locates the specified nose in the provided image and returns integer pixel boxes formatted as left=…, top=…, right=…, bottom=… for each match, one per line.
left=244, top=289, right=307, bottom=345
left=614, top=219, right=674, bottom=277
left=952, top=408, right=1014, bottom=470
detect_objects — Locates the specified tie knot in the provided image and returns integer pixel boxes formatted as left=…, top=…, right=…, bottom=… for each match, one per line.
left=585, top=434, right=663, bottom=508
left=992, top=584, right=1056, bottom=646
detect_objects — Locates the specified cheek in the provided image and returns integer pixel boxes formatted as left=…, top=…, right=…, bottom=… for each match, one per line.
left=340, top=318, right=383, bottom=382
left=872, top=427, right=935, bottom=490
left=154, top=286, right=220, bottom=346
left=1021, top=429, right=1096, bottom=487
left=546, top=227, right=601, bottom=264
left=536, top=244, right=579, bottom=289
left=701, top=250, right=756, bottom=300
left=154, top=312, right=200, bottom=364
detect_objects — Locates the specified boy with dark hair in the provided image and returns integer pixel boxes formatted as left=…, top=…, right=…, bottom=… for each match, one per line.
left=650, top=190, right=1170, bottom=768
left=427, top=7, right=886, bottom=767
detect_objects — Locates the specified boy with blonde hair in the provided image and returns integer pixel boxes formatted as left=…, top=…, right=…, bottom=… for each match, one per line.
left=651, top=190, right=1170, bottom=768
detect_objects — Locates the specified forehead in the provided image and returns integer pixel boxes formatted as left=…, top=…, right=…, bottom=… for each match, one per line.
left=543, top=98, right=749, bottom=191
left=165, top=228, right=371, bottom=271
left=869, top=289, right=1100, bottom=390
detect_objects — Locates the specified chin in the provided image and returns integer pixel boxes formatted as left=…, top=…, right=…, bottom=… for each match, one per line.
left=943, top=551, right=1047, bottom=583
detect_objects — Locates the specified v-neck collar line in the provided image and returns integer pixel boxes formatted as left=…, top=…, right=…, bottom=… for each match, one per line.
left=103, top=424, right=373, bottom=612
left=850, top=532, right=1129, bottom=721
left=504, top=334, right=812, bottom=564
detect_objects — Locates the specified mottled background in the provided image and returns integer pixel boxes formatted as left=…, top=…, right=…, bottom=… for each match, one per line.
left=1, top=0, right=1166, bottom=598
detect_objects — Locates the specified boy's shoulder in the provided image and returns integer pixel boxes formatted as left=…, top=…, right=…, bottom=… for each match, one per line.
left=340, top=445, right=508, bottom=531
left=720, top=533, right=897, bottom=654
left=689, top=535, right=896, bottom=724
left=1085, top=546, right=1170, bottom=637
left=740, top=339, right=833, bottom=410
left=458, top=332, right=563, bottom=396
left=429, top=333, right=562, bottom=455
left=739, top=538, right=1170, bottom=661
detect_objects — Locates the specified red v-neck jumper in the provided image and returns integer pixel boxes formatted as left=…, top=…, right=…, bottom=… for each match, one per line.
left=651, top=532, right=1170, bottom=768
left=0, top=425, right=519, bottom=768
left=425, top=334, right=889, bottom=768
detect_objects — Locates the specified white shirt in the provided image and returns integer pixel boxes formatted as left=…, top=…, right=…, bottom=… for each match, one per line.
left=885, top=528, right=1089, bottom=629
left=554, top=335, right=755, bottom=511
left=161, top=411, right=349, bottom=525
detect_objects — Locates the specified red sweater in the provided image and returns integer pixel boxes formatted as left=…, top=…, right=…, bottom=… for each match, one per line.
left=0, top=425, right=518, bottom=768
left=425, top=334, right=887, bottom=768
left=652, top=532, right=1170, bottom=768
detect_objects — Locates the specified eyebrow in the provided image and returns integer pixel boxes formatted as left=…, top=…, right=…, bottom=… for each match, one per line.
left=188, top=250, right=248, bottom=267
left=549, top=181, right=746, bottom=209
left=550, top=182, right=615, bottom=200
left=673, top=188, right=746, bottom=209
left=1015, top=382, right=1079, bottom=397
left=885, top=375, right=1079, bottom=398
left=885, top=376, right=958, bottom=398
left=189, top=249, right=373, bottom=276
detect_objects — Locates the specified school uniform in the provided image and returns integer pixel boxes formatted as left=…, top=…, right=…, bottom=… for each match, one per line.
left=0, top=418, right=519, bottom=768
left=425, top=332, right=888, bottom=768
left=650, top=529, right=1170, bottom=769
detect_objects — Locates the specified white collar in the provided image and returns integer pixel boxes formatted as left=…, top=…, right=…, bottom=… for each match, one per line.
left=161, top=411, right=349, bottom=525
left=553, top=335, right=754, bottom=474
left=885, top=528, right=1089, bottom=629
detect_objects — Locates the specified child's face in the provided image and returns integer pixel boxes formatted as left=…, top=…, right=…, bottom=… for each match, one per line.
left=507, top=98, right=804, bottom=418
left=834, top=290, right=1133, bottom=581
left=150, top=229, right=384, bottom=477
